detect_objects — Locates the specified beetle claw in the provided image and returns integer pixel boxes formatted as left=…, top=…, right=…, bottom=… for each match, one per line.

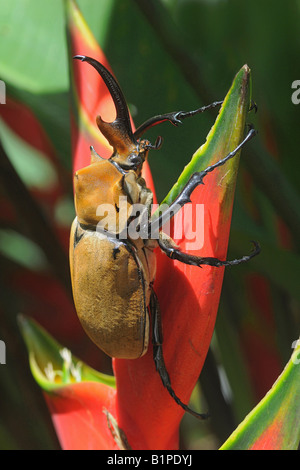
left=249, top=100, right=258, bottom=113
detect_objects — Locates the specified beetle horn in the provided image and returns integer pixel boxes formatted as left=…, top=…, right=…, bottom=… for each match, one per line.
left=73, top=55, right=136, bottom=155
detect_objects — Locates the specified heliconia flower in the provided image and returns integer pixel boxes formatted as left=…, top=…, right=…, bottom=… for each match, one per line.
left=64, top=0, right=254, bottom=450
left=114, top=65, right=254, bottom=450
left=18, top=315, right=119, bottom=451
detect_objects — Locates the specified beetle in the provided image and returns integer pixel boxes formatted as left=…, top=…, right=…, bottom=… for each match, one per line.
left=70, top=56, right=260, bottom=420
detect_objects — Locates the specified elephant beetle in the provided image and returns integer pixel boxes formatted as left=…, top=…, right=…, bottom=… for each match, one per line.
left=70, top=56, right=260, bottom=420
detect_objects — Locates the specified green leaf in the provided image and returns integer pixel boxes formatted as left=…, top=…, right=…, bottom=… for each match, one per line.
left=0, top=230, right=47, bottom=271
left=0, top=119, right=58, bottom=191
left=0, top=0, right=67, bottom=93
left=18, top=315, right=116, bottom=392
left=220, top=339, right=300, bottom=450
left=158, top=64, right=252, bottom=211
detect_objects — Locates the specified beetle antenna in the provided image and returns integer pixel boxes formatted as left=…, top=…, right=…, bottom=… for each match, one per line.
left=73, top=55, right=136, bottom=154
left=144, top=136, right=163, bottom=151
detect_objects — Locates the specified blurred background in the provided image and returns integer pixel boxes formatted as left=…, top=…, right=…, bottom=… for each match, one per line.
left=0, top=0, right=299, bottom=450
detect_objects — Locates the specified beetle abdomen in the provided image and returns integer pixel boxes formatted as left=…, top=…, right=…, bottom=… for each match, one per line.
left=70, top=220, right=149, bottom=359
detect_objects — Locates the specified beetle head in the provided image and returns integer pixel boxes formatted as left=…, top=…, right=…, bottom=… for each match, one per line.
left=96, top=113, right=150, bottom=173
left=74, top=56, right=162, bottom=175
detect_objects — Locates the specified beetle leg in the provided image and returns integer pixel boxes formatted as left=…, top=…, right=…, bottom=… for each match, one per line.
left=249, top=100, right=258, bottom=113
left=158, top=236, right=261, bottom=268
left=134, top=96, right=256, bottom=140
left=150, top=289, right=209, bottom=420
left=148, top=124, right=257, bottom=237
left=134, top=101, right=223, bottom=139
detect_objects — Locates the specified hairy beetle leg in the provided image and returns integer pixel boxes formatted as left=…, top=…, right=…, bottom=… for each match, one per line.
left=150, top=289, right=209, bottom=421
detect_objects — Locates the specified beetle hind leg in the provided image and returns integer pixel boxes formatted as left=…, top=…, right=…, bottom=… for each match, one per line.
left=149, top=289, right=209, bottom=421
left=158, top=236, right=261, bottom=268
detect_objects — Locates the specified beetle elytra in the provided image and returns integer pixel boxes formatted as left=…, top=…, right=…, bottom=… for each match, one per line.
left=70, top=56, right=260, bottom=420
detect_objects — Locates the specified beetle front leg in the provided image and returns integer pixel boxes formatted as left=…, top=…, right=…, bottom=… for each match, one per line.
left=148, top=124, right=257, bottom=237
left=150, top=289, right=209, bottom=421
left=134, top=101, right=223, bottom=139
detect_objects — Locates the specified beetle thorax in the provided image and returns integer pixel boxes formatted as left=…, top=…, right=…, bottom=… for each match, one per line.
left=74, top=160, right=130, bottom=231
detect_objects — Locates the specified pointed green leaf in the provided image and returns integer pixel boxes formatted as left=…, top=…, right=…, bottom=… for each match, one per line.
left=18, top=315, right=116, bottom=392
left=159, top=64, right=252, bottom=212
left=220, top=339, right=300, bottom=450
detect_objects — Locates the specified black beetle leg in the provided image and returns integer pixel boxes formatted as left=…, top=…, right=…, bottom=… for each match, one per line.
left=149, top=124, right=257, bottom=238
left=175, top=100, right=224, bottom=121
left=158, top=236, right=261, bottom=268
left=149, top=288, right=209, bottom=421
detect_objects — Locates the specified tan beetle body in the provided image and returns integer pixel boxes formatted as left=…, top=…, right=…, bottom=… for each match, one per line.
left=70, top=156, right=157, bottom=359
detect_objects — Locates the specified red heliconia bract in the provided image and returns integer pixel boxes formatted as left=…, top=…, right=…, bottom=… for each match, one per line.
left=114, top=165, right=238, bottom=449
left=59, top=0, right=251, bottom=450
left=44, top=382, right=118, bottom=450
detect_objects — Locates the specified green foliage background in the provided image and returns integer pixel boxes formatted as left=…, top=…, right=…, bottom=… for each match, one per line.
left=0, top=0, right=299, bottom=449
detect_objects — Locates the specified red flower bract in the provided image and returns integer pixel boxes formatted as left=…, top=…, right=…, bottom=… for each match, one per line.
left=114, top=141, right=241, bottom=450
left=62, top=0, right=253, bottom=450
left=44, top=382, right=118, bottom=450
